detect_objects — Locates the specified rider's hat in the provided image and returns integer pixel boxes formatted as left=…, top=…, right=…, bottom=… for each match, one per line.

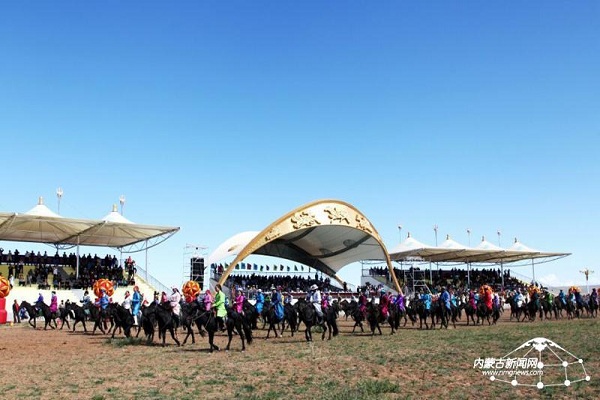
left=310, top=284, right=318, bottom=291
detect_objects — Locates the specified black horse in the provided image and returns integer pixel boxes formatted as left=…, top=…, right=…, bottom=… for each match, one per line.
left=225, top=308, right=253, bottom=352
left=108, top=303, right=135, bottom=338
left=296, top=299, right=338, bottom=341
left=155, top=303, right=181, bottom=346
left=36, top=300, right=58, bottom=330
left=20, top=301, right=39, bottom=329
left=65, top=302, right=89, bottom=332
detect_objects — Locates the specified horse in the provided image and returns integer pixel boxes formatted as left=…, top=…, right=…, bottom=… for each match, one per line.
left=154, top=302, right=181, bottom=346
left=365, top=302, right=383, bottom=335
left=107, top=303, right=135, bottom=339
left=476, top=302, right=497, bottom=325
left=225, top=308, right=253, bottom=352
left=283, top=302, right=298, bottom=336
left=462, top=302, right=478, bottom=326
left=349, top=303, right=366, bottom=333
left=138, top=302, right=158, bottom=344
left=296, top=299, right=337, bottom=341
left=415, top=299, right=434, bottom=330
left=20, top=301, right=39, bottom=329
left=506, top=297, right=527, bottom=322
left=65, top=302, right=89, bottom=332
left=180, top=302, right=205, bottom=345
left=36, top=300, right=58, bottom=330
left=58, top=301, right=72, bottom=330
left=589, top=296, right=598, bottom=318
left=436, top=302, right=455, bottom=329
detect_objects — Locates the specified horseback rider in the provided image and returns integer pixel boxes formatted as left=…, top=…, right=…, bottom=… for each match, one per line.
left=213, top=284, right=227, bottom=331
left=394, top=291, right=406, bottom=312
left=591, top=288, right=598, bottom=306
left=379, top=289, right=390, bottom=319
left=544, top=290, right=554, bottom=307
left=122, top=290, right=132, bottom=313
left=203, top=289, right=213, bottom=311
left=558, top=289, right=566, bottom=306
left=272, top=286, right=285, bottom=321
left=254, top=288, right=264, bottom=314
left=420, top=290, right=432, bottom=311
left=307, top=284, right=323, bottom=322
left=169, top=286, right=182, bottom=328
left=574, top=290, right=584, bottom=308
left=131, top=286, right=142, bottom=325
left=96, top=288, right=110, bottom=316
left=50, top=291, right=59, bottom=317
left=284, top=291, right=293, bottom=305
left=322, top=289, right=330, bottom=311
left=358, top=290, right=368, bottom=319
left=513, top=290, right=524, bottom=308
left=439, top=287, right=451, bottom=312
left=234, top=288, right=245, bottom=315
left=468, top=289, right=476, bottom=309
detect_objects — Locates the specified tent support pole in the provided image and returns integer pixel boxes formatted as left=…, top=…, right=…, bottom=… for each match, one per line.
left=531, top=258, right=535, bottom=285
left=76, top=235, right=80, bottom=280
left=467, top=262, right=470, bottom=289
left=501, top=261, right=504, bottom=292
left=145, top=239, right=149, bottom=282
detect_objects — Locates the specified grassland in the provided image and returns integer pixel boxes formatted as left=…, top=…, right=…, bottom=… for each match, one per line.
left=0, top=313, right=597, bottom=400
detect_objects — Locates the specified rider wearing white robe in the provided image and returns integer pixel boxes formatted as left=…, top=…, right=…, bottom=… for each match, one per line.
left=307, top=284, right=323, bottom=319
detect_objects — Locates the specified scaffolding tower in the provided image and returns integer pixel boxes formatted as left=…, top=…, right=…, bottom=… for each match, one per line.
left=182, top=243, right=208, bottom=289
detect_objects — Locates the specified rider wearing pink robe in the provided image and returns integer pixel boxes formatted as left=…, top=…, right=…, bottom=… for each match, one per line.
left=234, top=291, right=245, bottom=314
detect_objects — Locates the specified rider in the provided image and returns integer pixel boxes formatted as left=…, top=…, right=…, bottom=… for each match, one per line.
left=284, top=291, right=293, bottom=306
left=574, top=289, right=584, bottom=308
left=212, top=284, right=227, bottom=331
left=131, top=286, right=142, bottom=325
left=96, top=288, right=110, bottom=312
left=468, top=289, right=476, bottom=309
left=514, top=290, right=524, bottom=308
left=122, top=290, right=132, bottom=313
left=81, top=290, right=91, bottom=306
left=439, top=287, right=451, bottom=312
left=254, top=289, right=264, bottom=314
left=544, top=290, right=554, bottom=307
left=591, top=288, right=598, bottom=306
left=272, top=286, right=284, bottom=321
left=558, top=289, right=566, bottom=306
left=234, top=288, right=245, bottom=315
left=420, top=290, right=432, bottom=312
left=203, top=289, right=213, bottom=311
left=307, top=284, right=323, bottom=322
left=50, top=291, right=59, bottom=317
left=379, top=289, right=390, bottom=319
left=321, top=289, right=330, bottom=311
left=169, top=286, right=182, bottom=328
left=568, top=289, right=576, bottom=306
left=394, top=291, right=406, bottom=312
left=358, top=290, right=368, bottom=319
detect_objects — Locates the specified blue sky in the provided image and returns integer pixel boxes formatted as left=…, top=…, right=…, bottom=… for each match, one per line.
left=1, top=2, right=599, bottom=289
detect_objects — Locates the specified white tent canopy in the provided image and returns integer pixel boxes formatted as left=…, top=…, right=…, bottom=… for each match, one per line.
left=0, top=198, right=179, bottom=250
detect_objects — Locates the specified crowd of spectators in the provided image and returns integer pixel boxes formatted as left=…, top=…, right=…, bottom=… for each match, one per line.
left=0, top=247, right=135, bottom=291
left=368, top=265, right=535, bottom=294
left=221, top=272, right=345, bottom=299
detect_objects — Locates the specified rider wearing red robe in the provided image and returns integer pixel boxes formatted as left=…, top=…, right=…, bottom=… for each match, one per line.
left=379, top=290, right=390, bottom=319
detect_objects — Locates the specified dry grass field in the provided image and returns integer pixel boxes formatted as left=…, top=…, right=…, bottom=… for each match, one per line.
left=0, top=311, right=597, bottom=400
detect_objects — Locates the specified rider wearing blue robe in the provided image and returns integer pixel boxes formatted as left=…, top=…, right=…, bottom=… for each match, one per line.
left=420, top=292, right=432, bottom=310
left=272, top=287, right=284, bottom=321
left=255, top=289, right=265, bottom=314
left=439, top=288, right=451, bottom=311
left=558, top=290, right=566, bottom=305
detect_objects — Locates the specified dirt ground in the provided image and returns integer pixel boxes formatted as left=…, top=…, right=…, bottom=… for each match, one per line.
left=0, top=310, right=597, bottom=400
